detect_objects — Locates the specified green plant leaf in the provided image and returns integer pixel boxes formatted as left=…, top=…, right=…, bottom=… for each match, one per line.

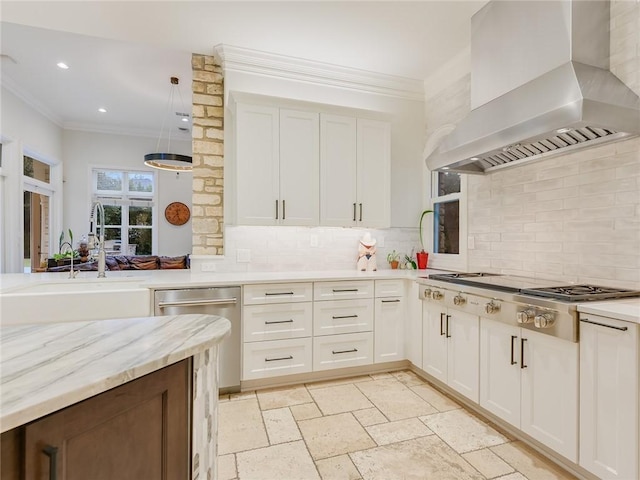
left=419, top=209, right=433, bottom=252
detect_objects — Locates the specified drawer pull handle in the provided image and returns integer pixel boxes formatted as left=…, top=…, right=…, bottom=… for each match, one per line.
left=520, top=338, right=527, bottom=369
left=332, top=348, right=358, bottom=355
left=381, top=299, right=401, bottom=303
left=510, top=335, right=518, bottom=365
left=43, top=445, right=58, bottom=480
left=445, top=314, right=451, bottom=338
left=332, top=314, right=358, bottom=320
left=580, top=318, right=628, bottom=331
left=439, top=313, right=445, bottom=336
left=265, top=319, right=294, bottom=325
left=265, top=292, right=294, bottom=296
left=332, top=288, right=359, bottom=293
left=265, top=355, right=294, bottom=362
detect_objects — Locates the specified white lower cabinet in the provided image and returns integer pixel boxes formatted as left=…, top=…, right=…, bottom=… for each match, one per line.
left=243, top=302, right=313, bottom=343
left=374, top=296, right=404, bottom=363
left=243, top=337, right=312, bottom=380
left=423, top=302, right=479, bottom=402
left=313, top=332, right=373, bottom=371
left=405, top=282, right=423, bottom=368
left=313, top=298, right=373, bottom=336
left=480, top=317, right=578, bottom=463
left=579, top=314, right=638, bottom=480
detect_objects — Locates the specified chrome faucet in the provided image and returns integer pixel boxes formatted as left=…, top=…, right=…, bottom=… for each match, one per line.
left=89, top=201, right=106, bottom=278
left=60, top=241, right=78, bottom=279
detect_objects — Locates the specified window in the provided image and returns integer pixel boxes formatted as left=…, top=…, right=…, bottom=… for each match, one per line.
left=92, top=168, right=156, bottom=255
left=428, top=171, right=467, bottom=271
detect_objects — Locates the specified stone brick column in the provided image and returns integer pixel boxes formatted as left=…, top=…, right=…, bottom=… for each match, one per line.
left=191, top=54, right=224, bottom=255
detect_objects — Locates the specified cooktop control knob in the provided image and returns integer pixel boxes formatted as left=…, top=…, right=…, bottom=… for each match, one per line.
left=534, top=313, right=555, bottom=328
left=453, top=294, right=466, bottom=306
left=485, top=300, right=500, bottom=314
left=423, top=288, right=432, bottom=299
left=516, top=309, right=535, bottom=324
left=431, top=290, right=444, bottom=300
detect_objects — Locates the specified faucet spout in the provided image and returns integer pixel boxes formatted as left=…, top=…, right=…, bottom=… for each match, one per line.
left=89, top=201, right=107, bottom=278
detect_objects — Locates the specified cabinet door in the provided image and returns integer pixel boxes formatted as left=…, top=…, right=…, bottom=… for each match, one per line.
left=356, top=119, right=390, bottom=228
left=405, top=282, right=423, bottom=368
left=243, top=302, right=313, bottom=342
left=24, top=360, right=189, bottom=480
left=447, top=309, right=480, bottom=403
left=243, top=337, right=313, bottom=380
left=236, top=103, right=280, bottom=225
left=374, top=297, right=405, bottom=363
left=320, top=114, right=357, bottom=226
left=422, top=302, right=447, bottom=383
left=313, top=332, right=373, bottom=371
left=313, top=298, right=374, bottom=336
left=279, top=109, right=319, bottom=226
left=521, top=330, right=578, bottom=463
left=579, top=316, right=638, bottom=480
left=479, top=318, right=521, bottom=427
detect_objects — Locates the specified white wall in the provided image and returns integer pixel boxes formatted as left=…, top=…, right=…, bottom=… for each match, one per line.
left=62, top=130, right=193, bottom=256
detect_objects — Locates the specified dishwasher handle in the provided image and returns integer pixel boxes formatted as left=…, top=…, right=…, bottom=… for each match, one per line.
left=157, top=297, right=238, bottom=309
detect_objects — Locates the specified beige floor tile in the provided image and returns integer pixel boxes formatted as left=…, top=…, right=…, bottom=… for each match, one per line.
left=230, top=391, right=257, bottom=401
left=353, top=407, right=388, bottom=427
left=356, top=379, right=437, bottom=421
left=365, top=418, right=433, bottom=446
left=236, top=440, right=320, bottom=480
left=390, top=370, right=426, bottom=386
left=263, top=407, right=302, bottom=444
left=217, top=454, right=237, bottom=480
left=368, top=372, right=393, bottom=380
left=350, top=435, right=484, bottom=480
left=299, top=412, right=376, bottom=460
left=257, top=384, right=312, bottom=410
left=410, top=383, right=461, bottom=412
left=310, top=384, right=374, bottom=415
left=461, top=448, right=515, bottom=478
left=422, top=409, right=508, bottom=454
left=496, top=473, right=527, bottom=480
left=315, top=454, right=362, bottom=480
left=218, top=398, right=269, bottom=455
left=290, top=402, right=323, bottom=421
left=491, top=441, right=577, bottom=480
left=306, top=375, right=373, bottom=390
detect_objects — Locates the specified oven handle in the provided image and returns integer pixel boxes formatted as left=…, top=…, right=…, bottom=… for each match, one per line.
left=157, top=298, right=238, bottom=308
left=580, top=318, right=628, bottom=331
left=520, top=338, right=527, bottom=369
left=510, top=335, right=518, bottom=365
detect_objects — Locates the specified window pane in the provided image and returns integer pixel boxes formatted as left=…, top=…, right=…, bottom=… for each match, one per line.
left=103, top=205, right=122, bottom=226
left=96, top=171, right=123, bottom=192
left=129, top=206, right=152, bottom=226
left=104, top=227, right=121, bottom=242
left=129, top=228, right=152, bottom=255
left=23, top=156, right=51, bottom=183
left=434, top=200, right=460, bottom=254
left=435, top=172, right=461, bottom=196
left=129, top=172, right=154, bottom=193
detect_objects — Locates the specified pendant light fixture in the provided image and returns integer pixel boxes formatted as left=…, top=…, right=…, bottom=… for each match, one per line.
left=144, top=76, right=192, bottom=171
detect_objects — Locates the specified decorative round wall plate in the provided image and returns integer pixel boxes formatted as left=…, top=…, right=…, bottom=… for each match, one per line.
left=164, top=201, right=190, bottom=226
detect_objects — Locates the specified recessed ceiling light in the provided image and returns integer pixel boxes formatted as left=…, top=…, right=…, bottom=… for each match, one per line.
left=442, top=167, right=449, bottom=170
left=56, top=62, right=69, bottom=70
left=181, top=117, right=189, bottom=122
left=470, top=157, right=479, bottom=161
left=98, top=108, right=107, bottom=113
left=556, top=127, right=572, bottom=134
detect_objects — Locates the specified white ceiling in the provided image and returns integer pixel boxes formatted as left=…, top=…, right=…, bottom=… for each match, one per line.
left=1, top=1, right=487, bottom=137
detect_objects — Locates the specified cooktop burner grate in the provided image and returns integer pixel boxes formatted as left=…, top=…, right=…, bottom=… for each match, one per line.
left=521, top=284, right=640, bottom=302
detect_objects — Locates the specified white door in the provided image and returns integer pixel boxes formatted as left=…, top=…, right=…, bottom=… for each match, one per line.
left=356, top=119, right=390, bottom=228
left=319, top=114, right=357, bottom=226
left=422, top=302, right=447, bottom=383
left=374, top=297, right=404, bottom=363
left=279, top=109, right=319, bottom=226
left=580, top=316, right=638, bottom=480
left=520, top=330, right=578, bottom=463
left=479, top=318, right=521, bottom=427
left=447, top=309, right=480, bottom=402
left=236, top=104, right=280, bottom=225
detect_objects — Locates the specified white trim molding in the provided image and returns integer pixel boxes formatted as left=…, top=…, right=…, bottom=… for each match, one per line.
left=215, top=44, right=425, bottom=101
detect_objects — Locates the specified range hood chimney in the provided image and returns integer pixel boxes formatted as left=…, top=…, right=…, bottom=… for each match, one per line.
left=425, top=0, right=640, bottom=174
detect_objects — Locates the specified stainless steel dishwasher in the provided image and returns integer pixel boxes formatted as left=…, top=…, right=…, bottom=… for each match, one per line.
left=153, top=286, right=241, bottom=393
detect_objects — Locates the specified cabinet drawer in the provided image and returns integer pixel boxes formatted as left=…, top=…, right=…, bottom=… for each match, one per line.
left=313, top=332, right=373, bottom=371
left=375, top=279, right=404, bottom=298
left=314, top=280, right=374, bottom=301
left=243, top=303, right=313, bottom=342
left=243, top=283, right=313, bottom=305
left=242, top=338, right=312, bottom=380
left=314, top=299, right=373, bottom=336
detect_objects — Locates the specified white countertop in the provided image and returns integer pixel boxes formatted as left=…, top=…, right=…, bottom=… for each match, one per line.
left=0, top=314, right=231, bottom=433
left=577, top=298, right=640, bottom=324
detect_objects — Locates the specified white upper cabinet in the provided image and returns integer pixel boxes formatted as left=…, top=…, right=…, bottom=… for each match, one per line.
left=356, top=119, right=390, bottom=228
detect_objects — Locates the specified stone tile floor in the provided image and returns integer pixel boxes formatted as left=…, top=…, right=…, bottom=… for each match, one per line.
left=218, top=370, right=577, bottom=480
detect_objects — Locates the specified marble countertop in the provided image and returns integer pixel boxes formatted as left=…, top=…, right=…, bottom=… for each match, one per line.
left=0, top=314, right=231, bottom=433
left=577, top=298, right=640, bottom=324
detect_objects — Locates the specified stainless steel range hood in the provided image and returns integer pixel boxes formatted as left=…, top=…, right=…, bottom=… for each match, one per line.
left=425, top=0, right=640, bottom=174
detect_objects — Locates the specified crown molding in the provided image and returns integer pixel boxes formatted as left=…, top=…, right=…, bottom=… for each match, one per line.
left=215, top=44, right=424, bottom=101
left=2, top=75, right=63, bottom=127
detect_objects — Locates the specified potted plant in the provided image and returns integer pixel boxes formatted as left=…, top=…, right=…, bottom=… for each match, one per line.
left=417, top=209, right=433, bottom=269
left=386, top=250, right=401, bottom=269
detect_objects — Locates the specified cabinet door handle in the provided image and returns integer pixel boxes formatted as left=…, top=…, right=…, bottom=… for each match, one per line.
left=42, top=445, right=58, bottom=480
left=510, top=335, right=518, bottom=365
left=520, top=338, right=527, bottom=369
left=265, top=355, right=293, bottom=362
left=332, top=314, right=358, bottom=320
left=275, top=199, right=279, bottom=220
left=332, top=288, right=358, bottom=293
left=445, top=314, right=451, bottom=338
left=282, top=199, right=286, bottom=220
left=264, top=319, right=294, bottom=325
left=580, top=318, right=628, bottom=331
left=353, top=203, right=357, bottom=222
left=265, top=292, right=294, bottom=296
left=359, top=203, right=363, bottom=221
left=381, top=299, right=401, bottom=303
left=439, top=313, right=445, bottom=336
left=332, top=348, right=358, bottom=354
